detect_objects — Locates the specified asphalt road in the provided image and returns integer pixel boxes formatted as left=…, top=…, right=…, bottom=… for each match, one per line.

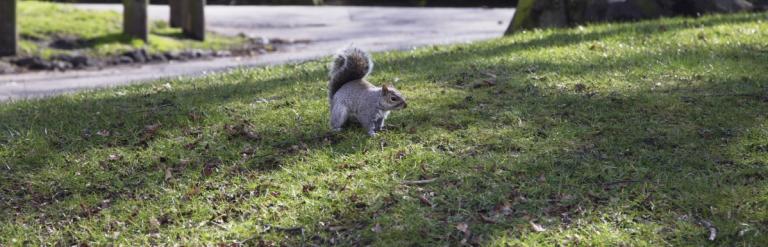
left=0, top=5, right=514, bottom=101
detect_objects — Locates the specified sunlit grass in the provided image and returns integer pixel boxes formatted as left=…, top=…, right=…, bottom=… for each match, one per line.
left=17, top=1, right=246, bottom=57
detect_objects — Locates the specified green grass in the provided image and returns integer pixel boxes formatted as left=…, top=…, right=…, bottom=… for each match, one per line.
left=2, top=11, right=768, bottom=246
left=17, top=1, right=246, bottom=58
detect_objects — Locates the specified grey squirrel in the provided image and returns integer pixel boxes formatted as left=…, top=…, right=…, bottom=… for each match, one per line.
left=328, top=47, right=407, bottom=136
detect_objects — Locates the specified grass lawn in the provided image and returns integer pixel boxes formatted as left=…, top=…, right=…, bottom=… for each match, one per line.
left=17, top=1, right=247, bottom=58
left=2, top=11, right=768, bottom=246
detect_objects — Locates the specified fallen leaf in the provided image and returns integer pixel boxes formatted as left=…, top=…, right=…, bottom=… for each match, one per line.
left=164, top=166, right=173, bottom=181
left=108, top=154, right=122, bottom=161
left=496, top=201, right=513, bottom=216
left=371, top=224, right=382, bottom=233
left=224, top=122, right=260, bottom=141
left=530, top=221, right=546, bottom=232
left=574, top=83, right=587, bottom=92
left=241, top=146, right=257, bottom=155
left=139, top=123, right=162, bottom=145
left=456, top=223, right=469, bottom=233
left=149, top=217, right=161, bottom=230
left=188, top=111, right=203, bottom=121
left=96, top=130, right=111, bottom=137
left=418, top=193, right=434, bottom=207
left=481, top=71, right=497, bottom=78
left=184, top=185, right=201, bottom=199
left=472, top=78, right=497, bottom=88
left=456, top=222, right=471, bottom=245
left=178, top=159, right=191, bottom=168
left=184, top=140, right=199, bottom=150
left=202, top=158, right=222, bottom=177
left=144, top=123, right=161, bottom=134
left=480, top=214, right=498, bottom=224
left=302, top=184, right=316, bottom=193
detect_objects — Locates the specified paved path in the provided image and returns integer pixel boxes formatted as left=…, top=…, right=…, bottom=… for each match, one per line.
left=0, top=5, right=514, bottom=101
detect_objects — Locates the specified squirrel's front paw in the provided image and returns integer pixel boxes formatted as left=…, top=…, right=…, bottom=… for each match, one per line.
left=367, top=130, right=377, bottom=137
left=332, top=128, right=343, bottom=132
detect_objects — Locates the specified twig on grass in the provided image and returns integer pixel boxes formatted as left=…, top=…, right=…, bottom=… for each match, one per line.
left=401, top=178, right=438, bottom=185
left=601, top=179, right=644, bottom=187
left=241, top=224, right=305, bottom=246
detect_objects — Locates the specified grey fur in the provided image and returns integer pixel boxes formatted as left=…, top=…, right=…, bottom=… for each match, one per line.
left=328, top=47, right=407, bottom=136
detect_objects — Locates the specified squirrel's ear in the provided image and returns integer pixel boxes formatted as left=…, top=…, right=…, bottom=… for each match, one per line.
left=382, top=85, right=389, bottom=95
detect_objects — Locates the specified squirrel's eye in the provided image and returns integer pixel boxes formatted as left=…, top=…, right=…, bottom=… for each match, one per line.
left=391, top=97, right=398, bottom=101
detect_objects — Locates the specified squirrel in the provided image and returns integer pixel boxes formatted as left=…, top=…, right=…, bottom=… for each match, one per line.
left=328, top=47, right=407, bottom=136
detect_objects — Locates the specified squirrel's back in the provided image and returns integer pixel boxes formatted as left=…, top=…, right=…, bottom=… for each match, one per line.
left=328, top=47, right=373, bottom=101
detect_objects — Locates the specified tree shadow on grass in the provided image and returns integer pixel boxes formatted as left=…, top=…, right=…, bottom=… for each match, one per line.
left=46, top=28, right=201, bottom=51
left=0, top=12, right=767, bottom=245
left=275, top=23, right=768, bottom=244
left=292, top=61, right=767, bottom=246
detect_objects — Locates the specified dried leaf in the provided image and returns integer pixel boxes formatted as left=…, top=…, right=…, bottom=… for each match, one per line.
left=184, top=185, right=201, bottom=199
left=456, top=223, right=469, bottom=233
left=184, top=140, right=199, bottom=150
left=144, top=123, right=161, bottom=134
left=188, top=111, right=203, bottom=121
left=574, top=83, right=587, bottom=92
left=224, top=122, right=260, bottom=141
left=139, top=123, right=162, bottom=145
left=96, top=130, right=111, bottom=137
left=202, top=158, right=222, bottom=177
left=164, top=167, right=173, bottom=181
left=480, top=214, right=497, bottom=224
left=472, top=79, right=497, bottom=88
left=178, top=159, right=191, bottom=168
left=149, top=217, right=161, bottom=229
left=241, top=146, right=257, bottom=155
left=481, top=71, right=497, bottom=78
left=418, top=193, right=434, bottom=207
left=530, top=221, right=546, bottom=232
left=401, top=178, right=437, bottom=185
left=456, top=222, right=471, bottom=245
left=496, top=201, right=513, bottom=216
left=302, top=184, right=316, bottom=193
left=107, top=154, right=122, bottom=161
left=371, top=224, right=382, bottom=233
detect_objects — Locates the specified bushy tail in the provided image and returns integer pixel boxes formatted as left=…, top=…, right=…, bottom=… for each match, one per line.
left=328, top=47, right=373, bottom=100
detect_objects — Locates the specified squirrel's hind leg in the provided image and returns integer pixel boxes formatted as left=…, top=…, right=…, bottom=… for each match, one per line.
left=331, top=104, right=349, bottom=132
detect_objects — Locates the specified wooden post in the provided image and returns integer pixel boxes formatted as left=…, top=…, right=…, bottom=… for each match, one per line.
left=0, top=0, right=18, bottom=57
left=169, top=0, right=183, bottom=28
left=123, top=0, right=149, bottom=42
left=183, top=0, right=205, bottom=41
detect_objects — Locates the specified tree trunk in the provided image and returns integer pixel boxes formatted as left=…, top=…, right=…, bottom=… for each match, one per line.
left=505, top=0, right=569, bottom=35
left=504, top=0, right=754, bottom=35
left=123, top=0, right=149, bottom=42
left=0, top=0, right=17, bottom=57
left=169, top=0, right=183, bottom=28
left=183, top=0, right=206, bottom=41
